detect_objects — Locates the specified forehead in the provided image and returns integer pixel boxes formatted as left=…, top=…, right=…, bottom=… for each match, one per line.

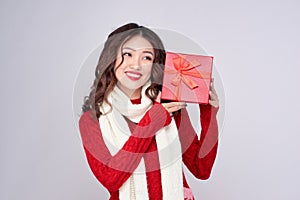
left=122, top=35, right=153, bottom=51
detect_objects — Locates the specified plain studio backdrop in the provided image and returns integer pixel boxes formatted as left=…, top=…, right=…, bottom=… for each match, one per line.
left=1, top=0, right=300, bottom=199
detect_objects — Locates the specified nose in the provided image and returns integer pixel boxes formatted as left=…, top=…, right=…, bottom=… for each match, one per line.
left=129, top=55, right=141, bottom=70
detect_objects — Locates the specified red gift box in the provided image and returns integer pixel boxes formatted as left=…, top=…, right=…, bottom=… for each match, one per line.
left=161, top=52, right=213, bottom=104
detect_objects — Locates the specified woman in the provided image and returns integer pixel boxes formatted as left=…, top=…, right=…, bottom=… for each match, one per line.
left=79, top=23, right=219, bottom=200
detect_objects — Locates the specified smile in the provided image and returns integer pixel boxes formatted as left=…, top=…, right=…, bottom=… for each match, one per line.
left=125, top=71, right=142, bottom=80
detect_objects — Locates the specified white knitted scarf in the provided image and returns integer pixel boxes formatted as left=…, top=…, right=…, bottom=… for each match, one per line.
left=99, top=83, right=184, bottom=200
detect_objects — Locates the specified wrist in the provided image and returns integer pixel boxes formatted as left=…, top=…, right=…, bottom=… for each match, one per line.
left=200, top=104, right=219, bottom=114
left=152, top=102, right=172, bottom=127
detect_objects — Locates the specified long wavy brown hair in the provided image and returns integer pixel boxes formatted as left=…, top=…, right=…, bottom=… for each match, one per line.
left=82, top=23, right=166, bottom=119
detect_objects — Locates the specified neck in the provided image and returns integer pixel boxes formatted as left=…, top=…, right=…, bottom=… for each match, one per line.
left=116, top=84, right=141, bottom=100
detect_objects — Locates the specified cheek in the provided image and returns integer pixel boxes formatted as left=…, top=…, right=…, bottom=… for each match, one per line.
left=115, top=67, right=124, bottom=82
left=114, top=57, right=126, bottom=78
left=114, top=55, right=122, bottom=70
left=144, top=65, right=153, bottom=79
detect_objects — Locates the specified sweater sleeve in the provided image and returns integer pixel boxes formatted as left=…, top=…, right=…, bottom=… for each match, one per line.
left=79, top=103, right=171, bottom=192
left=174, top=104, right=219, bottom=180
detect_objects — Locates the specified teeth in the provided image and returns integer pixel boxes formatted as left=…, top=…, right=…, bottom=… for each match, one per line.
left=126, top=72, right=141, bottom=78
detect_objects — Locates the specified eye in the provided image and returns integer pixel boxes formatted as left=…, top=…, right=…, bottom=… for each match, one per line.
left=122, top=52, right=132, bottom=57
left=143, top=56, right=153, bottom=61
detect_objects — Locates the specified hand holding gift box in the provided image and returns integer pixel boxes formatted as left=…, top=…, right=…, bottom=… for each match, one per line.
left=161, top=52, right=213, bottom=104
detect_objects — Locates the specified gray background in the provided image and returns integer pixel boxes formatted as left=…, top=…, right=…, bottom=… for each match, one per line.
left=1, top=0, right=300, bottom=199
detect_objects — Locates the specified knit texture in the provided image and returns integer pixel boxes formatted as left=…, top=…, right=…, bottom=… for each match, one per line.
left=79, top=102, right=219, bottom=200
left=99, top=85, right=184, bottom=199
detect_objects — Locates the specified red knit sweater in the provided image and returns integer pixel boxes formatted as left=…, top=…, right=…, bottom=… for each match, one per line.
left=79, top=101, right=219, bottom=200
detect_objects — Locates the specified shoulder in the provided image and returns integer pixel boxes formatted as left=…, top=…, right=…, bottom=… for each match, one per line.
left=78, top=110, right=103, bottom=142
left=79, top=110, right=98, bottom=127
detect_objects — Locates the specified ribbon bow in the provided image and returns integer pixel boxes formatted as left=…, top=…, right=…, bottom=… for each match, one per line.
left=164, top=55, right=210, bottom=100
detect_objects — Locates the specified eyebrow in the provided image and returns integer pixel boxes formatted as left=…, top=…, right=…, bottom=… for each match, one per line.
left=122, top=47, right=154, bottom=56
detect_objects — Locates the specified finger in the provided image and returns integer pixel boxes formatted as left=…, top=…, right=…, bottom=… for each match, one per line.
left=162, top=102, right=187, bottom=109
left=167, top=104, right=187, bottom=113
left=210, top=79, right=216, bottom=93
left=209, top=100, right=219, bottom=108
left=209, top=90, right=218, bottom=101
left=162, top=102, right=187, bottom=113
left=209, top=80, right=218, bottom=100
left=211, top=83, right=216, bottom=94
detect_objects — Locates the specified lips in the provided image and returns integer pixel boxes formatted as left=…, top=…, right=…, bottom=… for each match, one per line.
left=125, top=71, right=142, bottom=81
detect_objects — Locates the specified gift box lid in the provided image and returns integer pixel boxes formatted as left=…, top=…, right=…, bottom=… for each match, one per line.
left=161, top=51, right=213, bottom=104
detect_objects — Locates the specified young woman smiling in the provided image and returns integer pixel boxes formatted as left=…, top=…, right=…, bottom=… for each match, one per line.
left=79, top=23, right=219, bottom=200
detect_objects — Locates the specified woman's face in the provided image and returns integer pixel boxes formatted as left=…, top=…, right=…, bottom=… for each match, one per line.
left=115, top=35, right=154, bottom=98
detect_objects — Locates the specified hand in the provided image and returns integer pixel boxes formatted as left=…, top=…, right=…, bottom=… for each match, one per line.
left=156, top=92, right=187, bottom=114
left=209, top=79, right=219, bottom=108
